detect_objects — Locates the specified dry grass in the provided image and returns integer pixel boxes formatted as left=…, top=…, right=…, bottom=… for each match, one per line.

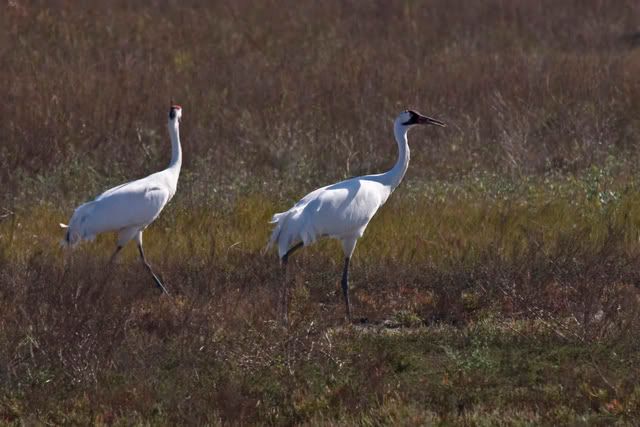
left=3, top=0, right=640, bottom=192
left=3, top=0, right=640, bottom=424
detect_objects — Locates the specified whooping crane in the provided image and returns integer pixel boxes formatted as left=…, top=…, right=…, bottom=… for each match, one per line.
left=266, top=110, right=446, bottom=321
left=60, top=105, right=183, bottom=294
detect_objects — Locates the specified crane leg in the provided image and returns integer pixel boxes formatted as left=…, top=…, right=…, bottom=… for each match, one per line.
left=138, top=244, right=169, bottom=295
left=282, top=242, right=303, bottom=263
left=80, top=245, right=124, bottom=303
left=280, top=242, right=304, bottom=325
left=341, top=257, right=352, bottom=321
left=108, top=246, right=123, bottom=264
left=280, top=256, right=289, bottom=325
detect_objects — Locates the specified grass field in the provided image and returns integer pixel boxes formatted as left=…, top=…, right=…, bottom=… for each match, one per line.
left=2, top=0, right=640, bottom=424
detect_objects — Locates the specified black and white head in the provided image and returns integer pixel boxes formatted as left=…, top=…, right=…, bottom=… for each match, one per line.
left=169, top=104, right=182, bottom=122
left=396, top=110, right=445, bottom=128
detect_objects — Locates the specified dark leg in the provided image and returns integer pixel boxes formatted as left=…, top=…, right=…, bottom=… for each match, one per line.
left=100, top=245, right=123, bottom=288
left=341, top=257, right=352, bottom=321
left=279, top=242, right=304, bottom=325
left=108, top=246, right=123, bottom=265
left=282, top=242, right=304, bottom=264
left=280, top=255, right=289, bottom=325
left=138, top=244, right=169, bottom=295
left=79, top=245, right=124, bottom=303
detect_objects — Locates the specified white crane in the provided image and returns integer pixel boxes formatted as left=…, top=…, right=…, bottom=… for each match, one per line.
left=266, top=110, right=445, bottom=321
left=60, top=105, right=183, bottom=294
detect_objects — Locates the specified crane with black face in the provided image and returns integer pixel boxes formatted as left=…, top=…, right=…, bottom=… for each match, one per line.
left=266, top=110, right=446, bottom=322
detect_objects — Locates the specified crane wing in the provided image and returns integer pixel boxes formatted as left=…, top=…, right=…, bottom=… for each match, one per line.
left=67, top=181, right=170, bottom=243
left=300, top=178, right=386, bottom=236
left=268, top=177, right=389, bottom=257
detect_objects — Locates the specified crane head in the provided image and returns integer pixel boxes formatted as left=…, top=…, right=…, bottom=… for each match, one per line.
left=169, top=105, right=182, bottom=122
left=399, top=110, right=446, bottom=127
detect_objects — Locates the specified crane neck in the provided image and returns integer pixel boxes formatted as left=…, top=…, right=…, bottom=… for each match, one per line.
left=167, top=119, right=182, bottom=173
left=379, top=122, right=410, bottom=190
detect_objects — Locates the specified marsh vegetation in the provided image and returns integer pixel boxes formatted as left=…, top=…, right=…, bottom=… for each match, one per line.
left=2, top=1, right=640, bottom=424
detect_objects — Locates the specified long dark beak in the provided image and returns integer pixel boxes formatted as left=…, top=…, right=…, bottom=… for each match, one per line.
left=416, top=114, right=446, bottom=127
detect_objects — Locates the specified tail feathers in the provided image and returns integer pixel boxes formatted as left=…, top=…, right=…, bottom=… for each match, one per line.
left=269, top=212, right=287, bottom=224
left=60, top=201, right=96, bottom=248
left=264, top=209, right=314, bottom=258
left=263, top=212, right=288, bottom=255
left=60, top=226, right=88, bottom=248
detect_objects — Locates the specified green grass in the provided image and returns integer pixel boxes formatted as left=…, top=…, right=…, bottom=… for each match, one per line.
left=2, top=169, right=640, bottom=424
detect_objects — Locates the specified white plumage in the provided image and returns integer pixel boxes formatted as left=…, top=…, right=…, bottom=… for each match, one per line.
left=267, top=110, right=446, bottom=320
left=63, top=171, right=175, bottom=247
left=267, top=177, right=387, bottom=258
left=61, top=105, right=183, bottom=293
